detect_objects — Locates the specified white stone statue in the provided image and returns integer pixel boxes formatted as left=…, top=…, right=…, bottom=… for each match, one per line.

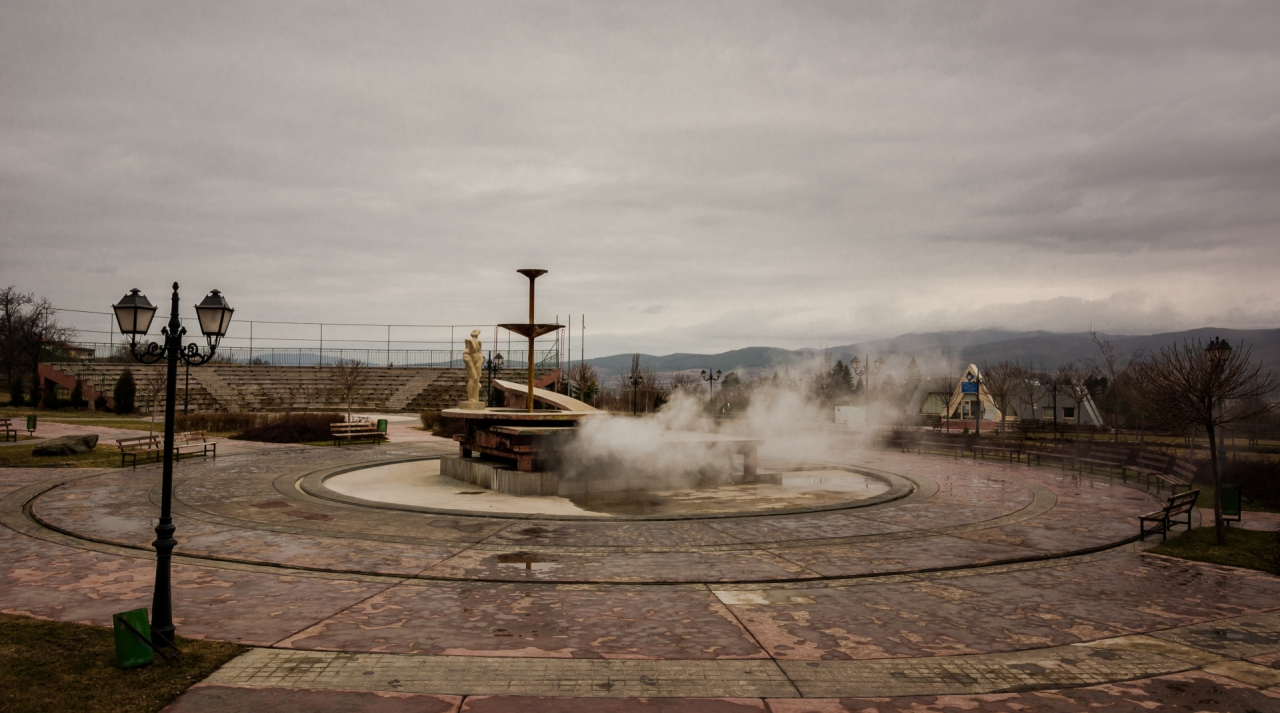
left=461, top=329, right=484, bottom=408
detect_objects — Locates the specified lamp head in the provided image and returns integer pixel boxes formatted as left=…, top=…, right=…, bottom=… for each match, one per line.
left=194, top=289, right=234, bottom=338
left=1206, top=336, right=1232, bottom=365
left=494, top=353, right=504, bottom=369
left=112, top=288, right=156, bottom=336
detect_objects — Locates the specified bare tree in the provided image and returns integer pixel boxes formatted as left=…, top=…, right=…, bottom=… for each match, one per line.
left=929, top=352, right=962, bottom=432
left=139, top=366, right=167, bottom=436
left=330, top=358, right=370, bottom=422
left=565, top=362, right=599, bottom=404
left=981, top=360, right=1023, bottom=433
left=1091, top=329, right=1144, bottom=441
left=667, top=371, right=700, bottom=396
left=1055, top=361, right=1098, bottom=441
left=1015, top=359, right=1041, bottom=433
left=1133, top=339, right=1278, bottom=544
left=0, top=286, right=75, bottom=406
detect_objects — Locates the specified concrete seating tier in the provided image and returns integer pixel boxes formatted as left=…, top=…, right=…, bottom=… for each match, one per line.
left=42, top=363, right=554, bottom=414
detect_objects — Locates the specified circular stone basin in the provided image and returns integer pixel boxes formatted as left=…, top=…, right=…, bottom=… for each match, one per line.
left=323, top=460, right=891, bottom=518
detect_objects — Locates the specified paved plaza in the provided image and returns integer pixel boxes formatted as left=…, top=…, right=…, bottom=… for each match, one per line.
left=2, top=432, right=1278, bottom=711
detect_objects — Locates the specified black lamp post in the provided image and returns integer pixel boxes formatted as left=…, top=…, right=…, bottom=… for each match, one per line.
left=629, top=372, right=645, bottom=416
left=700, top=369, right=722, bottom=399
left=850, top=355, right=883, bottom=430
left=1207, top=336, right=1232, bottom=482
left=485, top=352, right=504, bottom=407
left=112, top=283, right=232, bottom=649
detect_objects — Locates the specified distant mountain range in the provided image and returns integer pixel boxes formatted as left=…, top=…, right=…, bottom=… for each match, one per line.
left=585, top=328, right=1280, bottom=379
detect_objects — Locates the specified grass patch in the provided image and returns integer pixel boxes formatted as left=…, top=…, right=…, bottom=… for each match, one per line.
left=40, top=419, right=158, bottom=432
left=0, top=444, right=123, bottom=469
left=0, top=612, right=246, bottom=713
left=1150, top=526, right=1280, bottom=575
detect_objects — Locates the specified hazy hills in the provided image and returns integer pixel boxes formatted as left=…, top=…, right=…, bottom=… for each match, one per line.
left=585, top=328, right=1280, bottom=378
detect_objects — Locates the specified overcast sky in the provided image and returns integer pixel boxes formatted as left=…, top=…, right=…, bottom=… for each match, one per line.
left=3, top=2, right=1278, bottom=357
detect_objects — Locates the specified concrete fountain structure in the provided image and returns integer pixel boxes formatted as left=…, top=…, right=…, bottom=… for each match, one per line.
left=438, top=268, right=761, bottom=497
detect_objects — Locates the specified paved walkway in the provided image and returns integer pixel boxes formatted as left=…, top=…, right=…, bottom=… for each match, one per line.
left=0, top=441, right=1276, bottom=711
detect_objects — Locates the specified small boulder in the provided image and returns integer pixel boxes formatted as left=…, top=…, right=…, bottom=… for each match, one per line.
left=32, top=434, right=99, bottom=456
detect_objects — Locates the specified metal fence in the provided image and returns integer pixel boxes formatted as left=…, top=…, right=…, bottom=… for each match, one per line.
left=60, top=342, right=561, bottom=370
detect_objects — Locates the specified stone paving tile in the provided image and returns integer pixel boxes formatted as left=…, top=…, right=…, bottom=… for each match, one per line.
left=718, top=555, right=1280, bottom=661
left=953, top=556, right=1280, bottom=637
left=424, top=547, right=820, bottom=583
left=461, top=696, right=767, bottom=711
left=777, top=643, right=1189, bottom=697
left=844, top=502, right=1015, bottom=530
left=767, top=670, right=1280, bottom=712
left=1152, top=610, right=1280, bottom=660
left=205, top=649, right=797, bottom=696
left=777, top=535, right=1040, bottom=578
left=482, top=520, right=745, bottom=548
left=702, top=511, right=915, bottom=544
left=0, top=548, right=394, bottom=645
left=162, top=686, right=462, bottom=712
left=954, top=519, right=1140, bottom=554
left=30, top=474, right=465, bottom=574
left=0, top=467, right=74, bottom=498
left=278, top=581, right=769, bottom=659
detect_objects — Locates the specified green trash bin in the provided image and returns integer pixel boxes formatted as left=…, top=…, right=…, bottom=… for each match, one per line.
left=1221, top=484, right=1242, bottom=523
left=112, top=609, right=155, bottom=669
left=376, top=419, right=388, bottom=434
left=26, top=414, right=36, bottom=435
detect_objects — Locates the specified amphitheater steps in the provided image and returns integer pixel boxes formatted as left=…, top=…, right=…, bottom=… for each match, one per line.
left=43, top=363, right=560, bottom=413
left=385, top=371, right=442, bottom=411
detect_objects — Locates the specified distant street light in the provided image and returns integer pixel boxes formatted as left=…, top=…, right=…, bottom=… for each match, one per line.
left=850, top=355, right=883, bottom=429
left=629, top=372, right=645, bottom=416
left=485, top=352, right=504, bottom=407
left=1207, top=336, right=1232, bottom=484
left=700, top=369, right=722, bottom=400
left=112, top=284, right=232, bottom=650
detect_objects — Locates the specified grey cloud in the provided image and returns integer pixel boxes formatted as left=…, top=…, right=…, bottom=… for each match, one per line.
left=2, top=2, right=1278, bottom=356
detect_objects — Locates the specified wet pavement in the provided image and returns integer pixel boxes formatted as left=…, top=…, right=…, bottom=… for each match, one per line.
left=0, top=440, right=1276, bottom=710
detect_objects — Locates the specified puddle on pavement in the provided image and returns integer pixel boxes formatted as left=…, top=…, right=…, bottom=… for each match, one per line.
left=494, top=551, right=560, bottom=572
left=569, top=470, right=890, bottom=516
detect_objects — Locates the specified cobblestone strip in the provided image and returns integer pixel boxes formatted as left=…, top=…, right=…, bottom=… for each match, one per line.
left=203, top=609, right=1280, bottom=699
left=780, top=645, right=1189, bottom=697
left=203, top=650, right=800, bottom=698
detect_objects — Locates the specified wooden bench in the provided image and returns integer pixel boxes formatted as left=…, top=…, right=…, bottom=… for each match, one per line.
left=1162, top=458, right=1199, bottom=494
left=173, top=431, right=216, bottom=461
left=117, top=431, right=216, bottom=467
left=331, top=421, right=386, bottom=446
left=1124, top=450, right=1173, bottom=490
left=914, top=436, right=964, bottom=459
left=0, top=418, right=17, bottom=442
left=973, top=443, right=1022, bottom=463
left=1074, top=444, right=1129, bottom=477
left=1026, top=446, right=1077, bottom=470
left=117, top=434, right=162, bottom=467
left=1139, top=489, right=1200, bottom=541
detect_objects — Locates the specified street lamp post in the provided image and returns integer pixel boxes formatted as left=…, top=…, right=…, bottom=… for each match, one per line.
left=850, top=355, right=883, bottom=431
left=1207, top=336, right=1232, bottom=500
left=700, top=369, right=722, bottom=401
left=629, top=372, right=645, bottom=416
left=484, top=352, right=504, bottom=407
left=112, top=283, right=233, bottom=649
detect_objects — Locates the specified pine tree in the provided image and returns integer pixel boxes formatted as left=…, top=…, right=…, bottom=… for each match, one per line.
left=114, top=368, right=136, bottom=415
left=904, top=357, right=922, bottom=386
